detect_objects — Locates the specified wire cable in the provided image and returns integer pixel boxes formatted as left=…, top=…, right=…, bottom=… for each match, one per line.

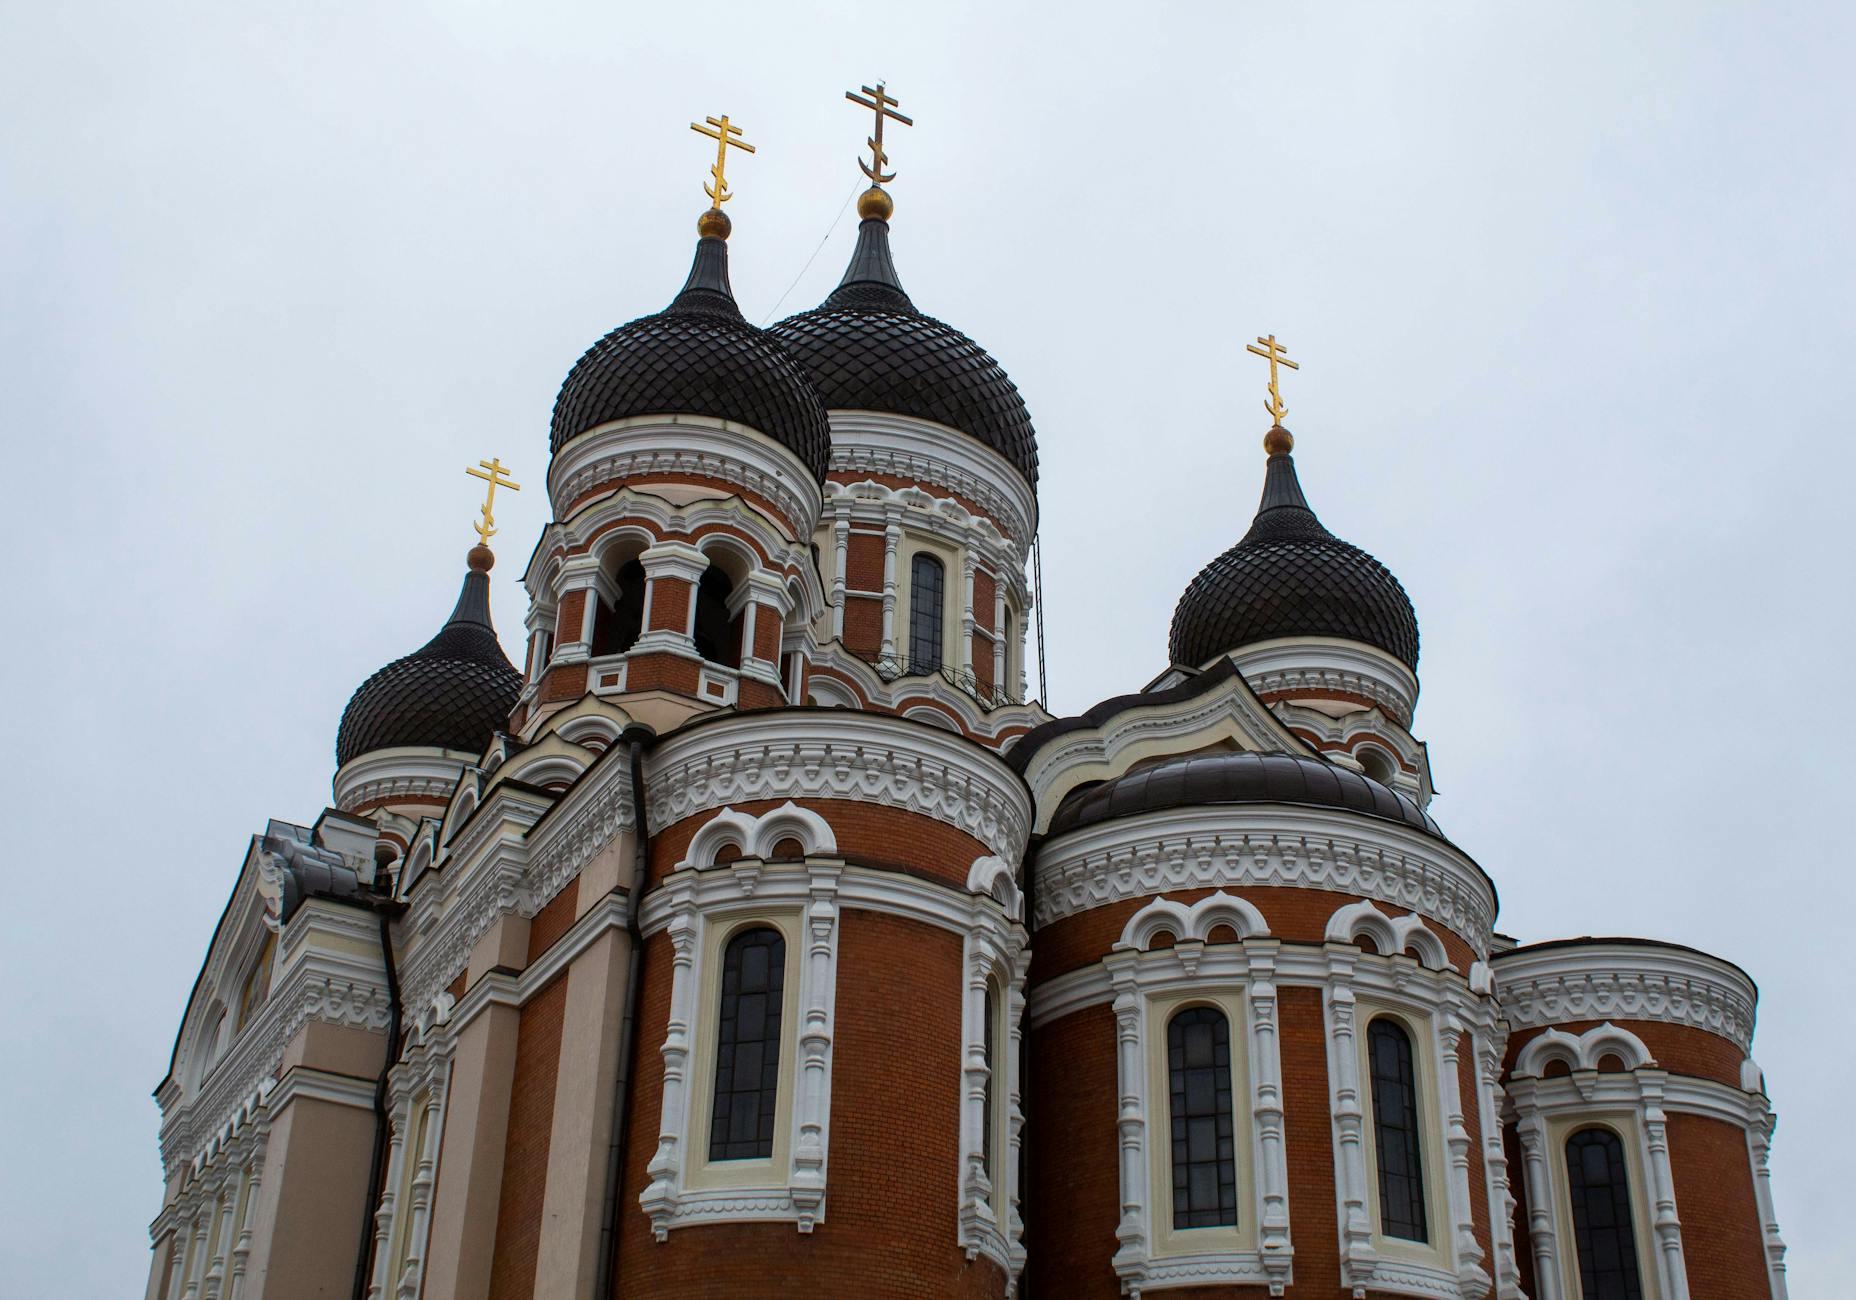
left=759, top=183, right=862, bottom=326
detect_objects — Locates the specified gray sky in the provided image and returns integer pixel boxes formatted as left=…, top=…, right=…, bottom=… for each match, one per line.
left=3, top=3, right=1850, bottom=1293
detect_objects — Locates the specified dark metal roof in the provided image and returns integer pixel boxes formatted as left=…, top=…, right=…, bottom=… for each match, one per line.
left=769, top=217, right=1038, bottom=489
left=335, top=565, right=521, bottom=766
left=1169, top=448, right=1419, bottom=670
left=1005, top=658, right=1245, bottom=775
left=549, top=235, right=832, bottom=480
left=1047, top=749, right=1444, bottom=840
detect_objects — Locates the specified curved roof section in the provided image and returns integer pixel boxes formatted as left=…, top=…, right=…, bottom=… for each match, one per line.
left=769, top=217, right=1038, bottom=489
left=335, top=564, right=522, bottom=767
left=1168, top=445, right=1419, bottom=670
left=1046, top=749, right=1444, bottom=840
left=549, top=234, right=832, bottom=481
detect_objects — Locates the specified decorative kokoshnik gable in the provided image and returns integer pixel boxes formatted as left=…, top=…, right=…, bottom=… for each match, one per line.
left=147, top=84, right=1788, bottom=1300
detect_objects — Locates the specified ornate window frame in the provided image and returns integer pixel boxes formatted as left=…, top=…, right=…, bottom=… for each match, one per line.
left=958, top=855, right=1029, bottom=1278
left=638, top=808, right=843, bottom=1240
left=1101, top=892, right=1294, bottom=1295
left=1506, top=1023, right=1686, bottom=1300
left=365, top=996, right=456, bottom=1300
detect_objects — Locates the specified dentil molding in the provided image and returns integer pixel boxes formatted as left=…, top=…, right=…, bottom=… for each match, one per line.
left=1492, top=940, right=1757, bottom=1055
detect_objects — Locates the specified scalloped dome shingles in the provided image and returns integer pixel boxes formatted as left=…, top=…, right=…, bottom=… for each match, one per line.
left=1047, top=749, right=1443, bottom=840
left=335, top=570, right=521, bottom=767
left=1169, top=449, right=1419, bottom=670
left=769, top=218, right=1038, bottom=489
left=549, top=236, right=831, bottom=482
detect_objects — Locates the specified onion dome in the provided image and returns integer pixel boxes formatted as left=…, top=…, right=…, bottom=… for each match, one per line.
left=1048, top=750, right=1442, bottom=840
left=549, top=216, right=831, bottom=480
left=768, top=193, right=1038, bottom=489
left=335, top=548, right=521, bottom=766
left=1169, top=427, right=1419, bottom=670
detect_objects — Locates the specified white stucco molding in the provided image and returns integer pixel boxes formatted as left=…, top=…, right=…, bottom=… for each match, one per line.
left=333, top=746, right=475, bottom=814
left=1325, top=900, right=1453, bottom=972
left=1492, top=940, right=1758, bottom=1056
left=678, top=802, right=838, bottom=872
left=1116, top=891, right=1271, bottom=956
left=1226, top=636, right=1420, bottom=728
left=546, top=414, right=825, bottom=541
left=802, top=645, right=1049, bottom=738
left=827, top=410, right=1038, bottom=550
left=643, top=709, right=1033, bottom=863
left=824, top=477, right=1029, bottom=601
left=1512, top=1022, right=1655, bottom=1079
left=1032, top=804, right=1496, bottom=960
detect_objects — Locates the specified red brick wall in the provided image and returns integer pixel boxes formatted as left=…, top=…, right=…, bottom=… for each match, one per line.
left=649, top=799, right=992, bottom=890
left=1666, top=1112, right=1769, bottom=1300
left=972, top=633, right=994, bottom=689
left=1031, top=885, right=1480, bottom=983
left=610, top=912, right=1005, bottom=1297
left=526, top=878, right=580, bottom=964
left=843, top=596, right=882, bottom=657
left=555, top=590, right=587, bottom=646
left=646, top=578, right=690, bottom=633
left=488, top=973, right=568, bottom=1300
left=1278, top=985, right=1344, bottom=1296
left=1503, top=1020, right=1744, bottom=1089
left=540, top=662, right=589, bottom=704
left=1023, top=1002, right=1119, bottom=1297
left=846, top=532, right=885, bottom=591
left=754, top=603, right=781, bottom=662
left=620, top=652, right=700, bottom=696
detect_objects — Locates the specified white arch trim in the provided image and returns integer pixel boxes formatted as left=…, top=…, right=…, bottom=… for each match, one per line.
left=1324, top=899, right=1453, bottom=971
left=1513, top=1022, right=1655, bottom=1079
left=965, top=855, right=1024, bottom=922
left=678, top=801, right=838, bottom=871
left=1115, top=891, right=1271, bottom=952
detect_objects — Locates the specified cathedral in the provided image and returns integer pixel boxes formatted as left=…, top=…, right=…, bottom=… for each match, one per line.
left=147, top=90, right=1789, bottom=1300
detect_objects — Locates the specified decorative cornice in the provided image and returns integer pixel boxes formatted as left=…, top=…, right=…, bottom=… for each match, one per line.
left=546, top=415, right=823, bottom=542
left=644, top=710, right=1032, bottom=862
left=1492, top=940, right=1758, bottom=1055
left=332, top=747, right=471, bottom=815
left=1228, top=637, right=1419, bottom=727
left=804, top=646, right=1049, bottom=742
left=1032, top=804, right=1495, bottom=958
left=827, top=411, right=1036, bottom=548
left=824, top=478, right=1027, bottom=592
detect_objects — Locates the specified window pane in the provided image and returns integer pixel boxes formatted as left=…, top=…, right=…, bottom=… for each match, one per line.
left=909, top=554, right=945, bottom=672
left=708, top=927, right=785, bottom=1161
left=1368, top=1018, right=1428, bottom=1242
left=1167, top=1006, right=1237, bottom=1229
left=1566, top=1128, right=1645, bottom=1300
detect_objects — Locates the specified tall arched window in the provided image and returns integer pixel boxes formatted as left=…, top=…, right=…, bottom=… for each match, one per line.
left=1368, top=1017, right=1428, bottom=1241
left=1565, top=1127, right=1644, bottom=1300
left=708, top=926, right=786, bottom=1160
left=909, top=553, right=945, bottom=672
left=592, top=558, right=645, bottom=656
left=693, top=566, right=740, bottom=667
left=1167, top=1005, right=1237, bottom=1229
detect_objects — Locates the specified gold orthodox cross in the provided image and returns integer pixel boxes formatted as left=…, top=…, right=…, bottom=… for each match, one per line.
left=845, top=82, right=913, bottom=185
left=690, top=114, right=755, bottom=207
left=466, top=457, right=520, bottom=547
left=1246, top=334, right=1300, bottom=426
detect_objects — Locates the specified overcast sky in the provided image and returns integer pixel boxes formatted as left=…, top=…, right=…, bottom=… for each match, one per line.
left=4, top=3, right=1851, bottom=1294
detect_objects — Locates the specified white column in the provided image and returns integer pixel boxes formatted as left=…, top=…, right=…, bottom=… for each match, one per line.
left=1745, top=1096, right=1790, bottom=1299
left=960, top=935, right=996, bottom=1228
left=199, top=1183, right=230, bottom=1300
left=366, top=1090, right=409, bottom=1300
left=396, top=1080, right=448, bottom=1300
left=641, top=902, right=701, bottom=1240
left=1436, top=1011, right=1489, bottom=1292
left=1474, top=1026, right=1524, bottom=1299
left=1246, top=941, right=1293, bottom=1289
left=1323, top=948, right=1376, bottom=1289
left=789, top=866, right=840, bottom=1232
left=1637, top=1072, right=1690, bottom=1300
left=879, top=521, right=901, bottom=658
left=226, top=1148, right=262, bottom=1300
left=1004, top=944, right=1029, bottom=1267
left=1105, top=953, right=1148, bottom=1278
left=991, top=584, right=1007, bottom=694
left=959, top=554, right=977, bottom=674
left=831, top=514, right=849, bottom=641
left=1510, top=1088, right=1563, bottom=1300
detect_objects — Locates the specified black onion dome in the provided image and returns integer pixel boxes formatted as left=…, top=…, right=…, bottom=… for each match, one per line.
left=768, top=216, right=1038, bottom=489
left=1048, top=750, right=1443, bottom=840
left=335, top=563, right=521, bottom=767
left=1169, top=444, right=1419, bottom=670
left=549, top=233, right=831, bottom=481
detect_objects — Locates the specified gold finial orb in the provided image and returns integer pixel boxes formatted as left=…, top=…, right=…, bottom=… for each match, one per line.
left=857, top=185, right=894, bottom=221
left=697, top=206, right=732, bottom=240
left=468, top=544, right=496, bottom=573
left=1263, top=425, right=1295, bottom=456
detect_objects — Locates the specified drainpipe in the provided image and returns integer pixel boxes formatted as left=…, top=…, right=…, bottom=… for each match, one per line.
left=352, top=906, right=403, bottom=1300
left=595, top=725, right=656, bottom=1299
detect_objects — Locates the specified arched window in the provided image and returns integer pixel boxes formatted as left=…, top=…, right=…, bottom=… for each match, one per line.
left=592, top=558, right=645, bottom=656
left=1565, top=1128, right=1644, bottom=1300
left=237, top=932, right=276, bottom=1029
left=708, top=926, right=786, bottom=1160
left=1368, top=1017, right=1428, bottom=1241
left=693, top=566, right=740, bottom=667
left=1167, top=1005, right=1237, bottom=1229
left=909, top=553, right=945, bottom=672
